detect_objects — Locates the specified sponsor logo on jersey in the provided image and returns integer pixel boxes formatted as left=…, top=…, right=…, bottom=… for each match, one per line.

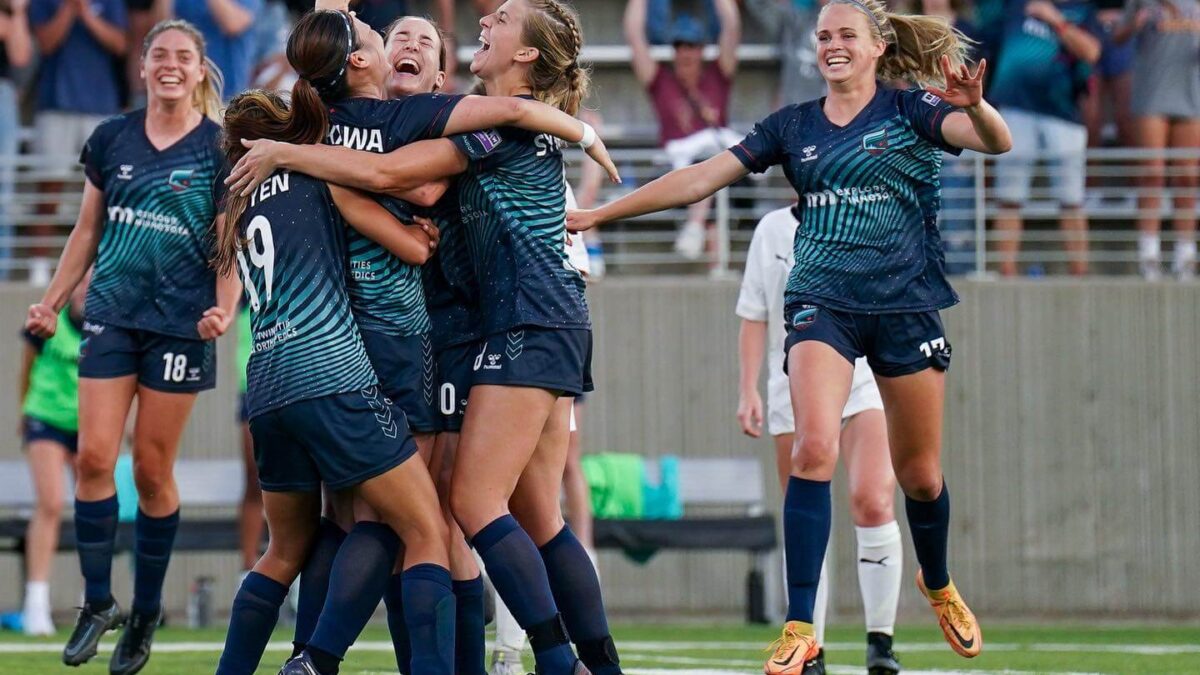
left=802, top=185, right=893, bottom=208
left=107, top=206, right=188, bottom=235
left=167, top=169, right=195, bottom=192
left=862, top=128, right=889, bottom=156
left=118, top=165, right=134, bottom=180
left=801, top=145, right=819, bottom=163
left=921, top=92, right=943, bottom=107
left=792, top=306, right=818, bottom=330
left=82, top=321, right=106, bottom=336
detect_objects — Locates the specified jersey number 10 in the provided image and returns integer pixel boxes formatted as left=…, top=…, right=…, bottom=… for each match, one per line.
left=236, top=215, right=275, bottom=312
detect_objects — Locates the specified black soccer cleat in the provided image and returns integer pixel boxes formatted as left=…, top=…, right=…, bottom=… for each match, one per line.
left=802, top=647, right=826, bottom=675
left=108, top=608, right=161, bottom=675
left=62, top=599, right=124, bottom=666
left=533, top=660, right=591, bottom=675
left=867, top=632, right=902, bottom=675
left=278, top=652, right=323, bottom=675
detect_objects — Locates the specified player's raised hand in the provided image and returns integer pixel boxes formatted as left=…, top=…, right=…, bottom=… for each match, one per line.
left=25, top=303, right=58, bottom=339
left=197, top=306, right=233, bottom=340
left=226, top=139, right=286, bottom=198
left=737, top=389, right=764, bottom=438
left=584, top=135, right=621, bottom=184
left=927, top=55, right=987, bottom=109
left=566, top=209, right=600, bottom=233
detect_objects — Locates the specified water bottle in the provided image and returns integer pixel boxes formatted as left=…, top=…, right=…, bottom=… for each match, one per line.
left=187, top=576, right=214, bottom=628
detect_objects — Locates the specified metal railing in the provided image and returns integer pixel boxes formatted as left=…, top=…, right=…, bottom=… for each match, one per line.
left=1, top=147, right=1197, bottom=280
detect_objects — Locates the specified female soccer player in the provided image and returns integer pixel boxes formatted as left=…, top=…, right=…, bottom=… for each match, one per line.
left=24, top=20, right=239, bottom=674
left=222, top=5, right=623, bottom=674
left=18, top=271, right=89, bottom=637
left=569, top=1, right=1011, bottom=671
left=737, top=206, right=902, bottom=675
left=212, top=88, right=453, bottom=675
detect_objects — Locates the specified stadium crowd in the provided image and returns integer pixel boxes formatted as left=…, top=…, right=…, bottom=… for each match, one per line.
left=0, top=0, right=1198, bottom=281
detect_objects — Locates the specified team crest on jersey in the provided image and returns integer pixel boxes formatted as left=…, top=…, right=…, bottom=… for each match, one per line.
left=167, top=169, right=195, bottom=192
left=862, top=128, right=889, bottom=156
left=792, top=306, right=819, bottom=330
left=118, top=165, right=134, bottom=180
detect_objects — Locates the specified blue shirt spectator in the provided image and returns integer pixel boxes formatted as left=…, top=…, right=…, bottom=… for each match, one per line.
left=29, top=0, right=127, bottom=115
left=990, top=0, right=1102, bottom=124
left=174, top=0, right=262, bottom=100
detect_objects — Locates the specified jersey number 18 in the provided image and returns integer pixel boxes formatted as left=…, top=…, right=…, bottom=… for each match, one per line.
left=236, top=215, right=275, bottom=312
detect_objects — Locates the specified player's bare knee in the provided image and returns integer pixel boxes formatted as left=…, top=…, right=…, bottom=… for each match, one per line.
left=132, top=457, right=173, bottom=500
left=790, top=432, right=839, bottom=477
left=896, top=468, right=942, bottom=502
left=75, top=447, right=118, bottom=486
left=850, top=491, right=894, bottom=526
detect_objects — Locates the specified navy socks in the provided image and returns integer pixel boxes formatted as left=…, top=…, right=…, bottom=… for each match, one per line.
left=74, top=495, right=119, bottom=608
left=385, top=573, right=413, bottom=674
left=905, top=481, right=952, bottom=590
left=294, top=518, right=346, bottom=651
left=452, top=576, right=487, bottom=675
left=540, top=526, right=619, bottom=675
left=216, top=571, right=288, bottom=675
left=132, top=508, right=179, bottom=616
left=783, top=477, right=832, bottom=623
left=306, top=521, right=400, bottom=665
left=402, top=563, right=456, bottom=675
left=472, top=515, right=576, bottom=674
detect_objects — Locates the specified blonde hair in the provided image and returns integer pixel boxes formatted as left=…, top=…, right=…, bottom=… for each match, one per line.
left=143, top=20, right=225, bottom=122
left=521, top=0, right=590, bottom=115
left=821, top=0, right=973, bottom=87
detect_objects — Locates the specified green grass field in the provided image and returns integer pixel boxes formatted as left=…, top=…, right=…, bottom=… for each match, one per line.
left=0, top=622, right=1197, bottom=674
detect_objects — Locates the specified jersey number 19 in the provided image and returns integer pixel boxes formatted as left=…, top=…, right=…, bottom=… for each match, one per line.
left=237, top=215, right=275, bottom=312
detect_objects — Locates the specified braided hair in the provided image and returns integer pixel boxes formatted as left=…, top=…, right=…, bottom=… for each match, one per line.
left=521, top=0, right=589, bottom=115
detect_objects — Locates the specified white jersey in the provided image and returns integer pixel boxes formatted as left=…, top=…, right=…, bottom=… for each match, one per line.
left=736, top=206, right=882, bottom=436
left=565, top=183, right=591, bottom=276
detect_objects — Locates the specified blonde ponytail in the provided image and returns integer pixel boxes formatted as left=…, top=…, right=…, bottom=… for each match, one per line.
left=822, top=0, right=974, bottom=88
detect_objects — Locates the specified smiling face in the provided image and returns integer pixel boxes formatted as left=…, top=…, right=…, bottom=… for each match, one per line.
left=472, top=0, right=534, bottom=80
left=815, top=3, right=887, bottom=86
left=142, top=28, right=206, bottom=105
left=385, top=17, right=446, bottom=97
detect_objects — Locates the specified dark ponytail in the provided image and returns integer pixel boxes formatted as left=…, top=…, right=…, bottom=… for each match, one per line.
left=288, top=9, right=361, bottom=102
left=213, top=86, right=328, bottom=276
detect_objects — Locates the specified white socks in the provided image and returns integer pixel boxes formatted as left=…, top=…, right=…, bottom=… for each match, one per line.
left=812, top=553, right=829, bottom=645
left=856, top=521, right=903, bottom=635
left=1139, top=232, right=1162, bottom=263
left=493, top=586, right=527, bottom=654
left=23, top=581, right=54, bottom=635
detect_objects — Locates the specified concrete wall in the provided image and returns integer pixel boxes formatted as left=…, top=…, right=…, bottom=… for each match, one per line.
left=1, top=279, right=1197, bottom=621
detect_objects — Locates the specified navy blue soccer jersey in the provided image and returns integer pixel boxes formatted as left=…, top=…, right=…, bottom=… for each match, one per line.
left=80, top=109, right=222, bottom=339
left=327, top=94, right=463, bottom=337
left=237, top=171, right=377, bottom=419
left=730, top=86, right=961, bottom=315
left=423, top=183, right=483, bottom=348
left=453, top=120, right=590, bottom=336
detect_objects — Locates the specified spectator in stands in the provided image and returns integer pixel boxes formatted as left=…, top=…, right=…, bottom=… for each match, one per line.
left=625, top=0, right=740, bottom=261
left=122, top=0, right=161, bottom=106
left=645, top=0, right=720, bottom=45
left=1114, top=0, right=1200, bottom=280
left=1081, top=1, right=1134, bottom=149
left=742, top=0, right=825, bottom=108
left=29, top=0, right=127, bottom=286
left=248, top=0, right=293, bottom=92
left=989, top=0, right=1101, bottom=277
left=170, top=0, right=260, bottom=99
left=1, top=0, right=33, bottom=280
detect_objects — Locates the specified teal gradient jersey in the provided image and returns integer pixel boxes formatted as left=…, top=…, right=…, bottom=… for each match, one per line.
left=423, top=181, right=484, bottom=348
left=988, top=0, right=1099, bottom=123
left=730, top=86, right=962, bottom=315
left=80, top=110, right=222, bottom=338
left=237, top=171, right=376, bottom=419
left=327, top=94, right=462, bottom=337
left=453, top=116, right=590, bottom=336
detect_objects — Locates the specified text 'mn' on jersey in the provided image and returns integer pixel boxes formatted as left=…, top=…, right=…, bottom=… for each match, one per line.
left=237, top=171, right=376, bottom=419
left=730, top=86, right=961, bottom=315
left=81, top=109, right=222, bottom=339
left=453, top=116, right=589, bottom=336
left=326, top=94, right=463, bottom=337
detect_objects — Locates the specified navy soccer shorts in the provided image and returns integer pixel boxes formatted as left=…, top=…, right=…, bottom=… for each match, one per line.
left=249, top=387, right=418, bottom=493
left=360, top=329, right=438, bottom=434
left=434, top=340, right=477, bottom=433
left=79, top=321, right=216, bottom=393
left=23, top=416, right=79, bottom=454
left=471, top=327, right=593, bottom=397
left=783, top=305, right=951, bottom=377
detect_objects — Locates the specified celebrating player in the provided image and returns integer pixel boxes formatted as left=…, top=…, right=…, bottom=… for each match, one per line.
left=24, top=20, right=238, bottom=674
left=568, top=0, right=1011, bottom=671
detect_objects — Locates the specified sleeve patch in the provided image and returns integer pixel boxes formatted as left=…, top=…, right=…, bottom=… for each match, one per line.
left=921, top=92, right=943, bottom=107
left=471, top=129, right=503, bottom=153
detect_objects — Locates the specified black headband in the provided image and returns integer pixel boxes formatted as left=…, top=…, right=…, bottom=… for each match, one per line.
left=308, top=11, right=355, bottom=97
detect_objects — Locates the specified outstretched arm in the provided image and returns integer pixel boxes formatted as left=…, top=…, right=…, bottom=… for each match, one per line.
left=329, top=185, right=437, bottom=265
left=568, top=151, right=748, bottom=231
left=928, top=57, right=1012, bottom=155
left=226, top=138, right=469, bottom=198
